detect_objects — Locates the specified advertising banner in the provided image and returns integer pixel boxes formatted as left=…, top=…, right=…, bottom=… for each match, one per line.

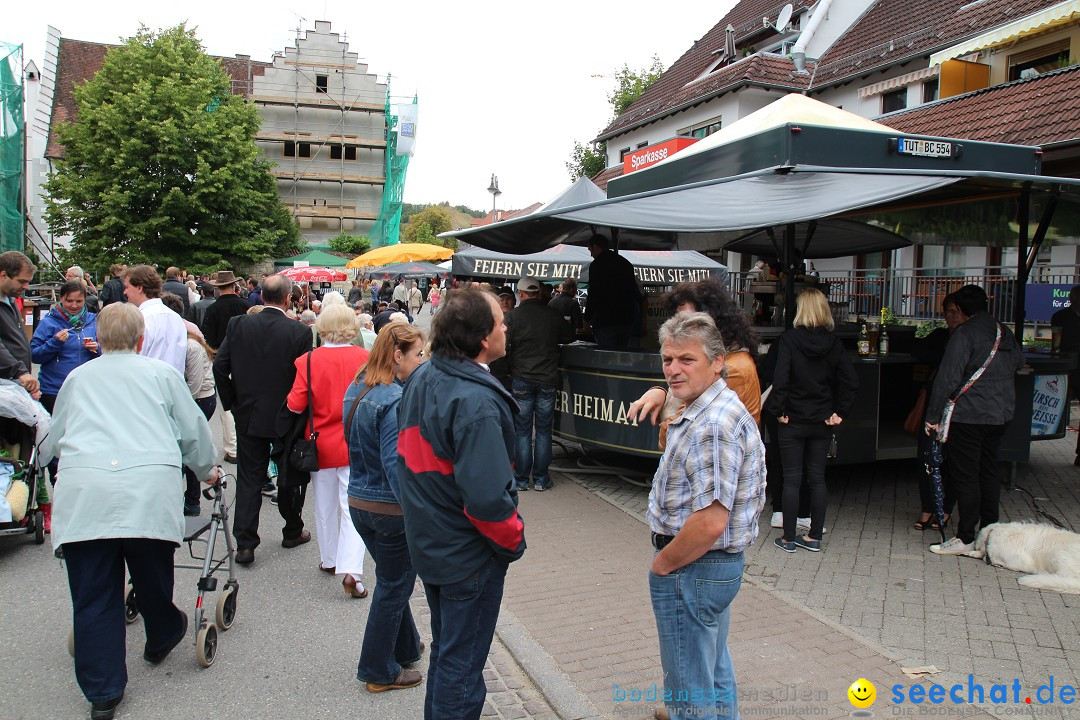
left=1024, top=284, right=1072, bottom=323
left=395, top=103, right=417, bottom=157
left=1030, top=374, right=1069, bottom=438
left=554, top=367, right=662, bottom=457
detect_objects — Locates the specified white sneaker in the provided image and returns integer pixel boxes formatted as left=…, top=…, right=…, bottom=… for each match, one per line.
left=770, top=512, right=783, bottom=529
left=796, top=518, right=827, bottom=534
left=930, top=537, right=975, bottom=555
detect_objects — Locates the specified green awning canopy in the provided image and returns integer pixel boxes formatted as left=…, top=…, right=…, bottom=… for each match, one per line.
left=273, top=249, right=350, bottom=268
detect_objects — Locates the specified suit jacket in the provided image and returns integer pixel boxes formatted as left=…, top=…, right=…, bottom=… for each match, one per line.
left=213, top=307, right=312, bottom=438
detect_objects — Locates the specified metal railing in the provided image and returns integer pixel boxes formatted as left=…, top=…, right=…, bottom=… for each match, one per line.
left=727, top=265, right=1079, bottom=325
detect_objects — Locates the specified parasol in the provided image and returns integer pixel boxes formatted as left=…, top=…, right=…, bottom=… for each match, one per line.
left=277, top=266, right=348, bottom=283
left=345, top=243, right=454, bottom=269
left=361, top=261, right=449, bottom=280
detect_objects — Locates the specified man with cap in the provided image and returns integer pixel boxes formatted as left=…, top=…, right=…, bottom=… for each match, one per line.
left=200, top=271, right=248, bottom=351
left=505, top=276, right=573, bottom=491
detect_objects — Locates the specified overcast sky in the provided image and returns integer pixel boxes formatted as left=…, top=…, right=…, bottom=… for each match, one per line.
left=7, top=0, right=738, bottom=213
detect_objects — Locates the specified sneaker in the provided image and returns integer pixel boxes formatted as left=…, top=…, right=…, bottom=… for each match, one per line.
left=514, top=483, right=530, bottom=492
left=793, top=536, right=821, bottom=552
left=534, top=482, right=553, bottom=492
left=770, top=511, right=783, bottom=529
left=930, top=537, right=975, bottom=555
left=796, top=518, right=827, bottom=534
left=773, top=537, right=796, bottom=553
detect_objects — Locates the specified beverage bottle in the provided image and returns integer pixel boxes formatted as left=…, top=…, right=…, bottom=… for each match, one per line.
left=858, top=323, right=870, bottom=356
left=878, top=328, right=889, bottom=357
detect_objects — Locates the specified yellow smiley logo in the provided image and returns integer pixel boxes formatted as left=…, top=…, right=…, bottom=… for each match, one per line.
left=848, top=678, right=876, bottom=709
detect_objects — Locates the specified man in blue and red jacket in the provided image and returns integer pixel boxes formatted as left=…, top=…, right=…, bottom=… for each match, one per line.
left=398, top=287, right=526, bottom=720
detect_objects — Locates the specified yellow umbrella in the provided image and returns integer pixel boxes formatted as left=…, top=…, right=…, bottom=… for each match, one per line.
left=345, top=243, right=454, bottom=269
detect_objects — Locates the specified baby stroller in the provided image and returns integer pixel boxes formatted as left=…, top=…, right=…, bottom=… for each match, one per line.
left=66, top=471, right=240, bottom=668
left=0, top=385, right=48, bottom=545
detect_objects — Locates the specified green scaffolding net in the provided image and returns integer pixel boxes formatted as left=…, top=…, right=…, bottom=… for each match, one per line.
left=369, top=83, right=413, bottom=248
left=0, top=42, right=24, bottom=254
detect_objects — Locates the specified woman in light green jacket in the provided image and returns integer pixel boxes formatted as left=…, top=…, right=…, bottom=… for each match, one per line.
left=44, top=302, right=219, bottom=720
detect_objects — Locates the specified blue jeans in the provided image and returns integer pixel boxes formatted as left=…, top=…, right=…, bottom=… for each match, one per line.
left=349, top=508, right=421, bottom=684
left=423, top=555, right=508, bottom=720
left=649, top=549, right=745, bottom=720
left=512, top=377, right=556, bottom=489
left=64, top=538, right=185, bottom=704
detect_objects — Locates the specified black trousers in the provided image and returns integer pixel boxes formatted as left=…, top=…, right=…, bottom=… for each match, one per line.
left=945, top=421, right=1006, bottom=544
left=234, top=433, right=305, bottom=549
left=763, top=413, right=810, bottom=516
left=778, top=422, right=830, bottom=541
left=64, top=538, right=184, bottom=703
left=183, top=394, right=217, bottom=508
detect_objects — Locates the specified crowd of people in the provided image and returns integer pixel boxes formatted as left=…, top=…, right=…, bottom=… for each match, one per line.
left=1, top=247, right=1074, bottom=720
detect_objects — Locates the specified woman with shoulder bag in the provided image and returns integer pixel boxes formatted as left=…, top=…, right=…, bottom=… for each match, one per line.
left=286, top=304, right=370, bottom=597
left=765, top=288, right=858, bottom=553
left=345, top=320, right=426, bottom=693
left=924, top=285, right=1024, bottom=556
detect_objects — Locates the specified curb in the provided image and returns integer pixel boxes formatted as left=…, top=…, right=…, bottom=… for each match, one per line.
left=495, top=606, right=604, bottom=720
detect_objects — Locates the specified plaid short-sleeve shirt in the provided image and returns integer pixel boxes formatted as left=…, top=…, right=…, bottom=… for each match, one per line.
left=647, top=377, right=766, bottom=553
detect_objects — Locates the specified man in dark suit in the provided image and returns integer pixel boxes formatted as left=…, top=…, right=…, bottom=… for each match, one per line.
left=213, top=274, right=312, bottom=565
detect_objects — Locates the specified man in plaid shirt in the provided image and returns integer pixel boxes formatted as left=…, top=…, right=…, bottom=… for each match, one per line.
left=647, top=312, right=766, bottom=720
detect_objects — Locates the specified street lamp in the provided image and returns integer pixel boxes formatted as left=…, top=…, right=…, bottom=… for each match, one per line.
left=487, top=173, right=502, bottom=221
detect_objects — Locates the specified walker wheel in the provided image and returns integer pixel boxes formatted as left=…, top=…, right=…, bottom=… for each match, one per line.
left=215, top=585, right=237, bottom=631
left=124, top=584, right=139, bottom=624
left=67, top=627, right=74, bottom=657
left=196, top=623, right=218, bottom=668
left=33, top=511, right=45, bottom=545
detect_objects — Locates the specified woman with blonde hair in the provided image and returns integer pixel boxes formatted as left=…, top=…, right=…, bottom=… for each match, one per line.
left=344, top=320, right=426, bottom=693
left=286, top=304, right=370, bottom=597
left=765, top=288, right=857, bottom=553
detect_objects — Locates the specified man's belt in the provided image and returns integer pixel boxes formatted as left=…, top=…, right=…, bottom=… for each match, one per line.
left=651, top=532, right=675, bottom=550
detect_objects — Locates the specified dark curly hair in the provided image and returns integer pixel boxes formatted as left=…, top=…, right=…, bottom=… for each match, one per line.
left=664, top=279, right=759, bottom=358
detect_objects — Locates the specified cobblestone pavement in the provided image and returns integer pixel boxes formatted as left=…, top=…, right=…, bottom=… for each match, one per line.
left=559, top=431, right=1080, bottom=720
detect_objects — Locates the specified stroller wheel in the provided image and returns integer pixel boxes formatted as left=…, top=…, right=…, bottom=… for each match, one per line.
left=196, top=623, right=218, bottom=668
left=33, top=511, right=45, bottom=545
left=124, top=584, right=139, bottom=624
left=67, top=627, right=74, bottom=657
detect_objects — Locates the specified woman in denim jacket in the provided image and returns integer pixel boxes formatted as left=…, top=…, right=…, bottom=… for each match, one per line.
left=344, top=320, right=426, bottom=693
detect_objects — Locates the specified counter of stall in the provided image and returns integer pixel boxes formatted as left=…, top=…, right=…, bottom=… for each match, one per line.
left=554, top=342, right=1075, bottom=465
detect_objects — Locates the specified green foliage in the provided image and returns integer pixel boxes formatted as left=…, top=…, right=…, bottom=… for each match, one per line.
left=608, top=56, right=665, bottom=116
left=402, top=205, right=455, bottom=249
left=44, top=24, right=303, bottom=273
left=914, top=319, right=944, bottom=338
left=401, top=201, right=483, bottom=224
left=328, top=232, right=371, bottom=255
left=566, top=140, right=608, bottom=181
left=567, top=56, right=664, bottom=181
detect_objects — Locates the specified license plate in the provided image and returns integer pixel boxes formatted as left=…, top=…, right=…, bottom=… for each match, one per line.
left=897, top=138, right=952, bottom=158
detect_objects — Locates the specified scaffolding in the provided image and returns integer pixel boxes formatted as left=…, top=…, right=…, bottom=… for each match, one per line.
left=0, top=42, right=23, bottom=253
left=370, top=86, right=412, bottom=248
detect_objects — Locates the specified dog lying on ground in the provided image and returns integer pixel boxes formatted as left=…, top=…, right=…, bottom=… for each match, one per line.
left=973, top=522, right=1080, bottom=594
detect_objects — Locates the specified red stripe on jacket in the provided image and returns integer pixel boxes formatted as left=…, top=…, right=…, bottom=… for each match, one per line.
left=464, top=509, right=525, bottom=551
left=398, top=425, right=454, bottom=475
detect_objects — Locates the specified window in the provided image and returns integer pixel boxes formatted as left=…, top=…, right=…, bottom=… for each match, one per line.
left=315, top=74, right=328, bottom=93
left=330, top=144, right=342, bottom=160
left=284, top=141, right=295, bottom=157
left=881, top=88, right=907, bottom=114
left=298, top=143, right=311, bottom=158
left=637, top=141, right=648, bottom=149
left=922, top=78, right=939, bottom=103
left=1008, top=41, right=1070, bottom=81
left=344, top=146, right=357, bottom=161
left=619, top=147, right=632, bottom=161
left=678, top=116, right=723, bottom=139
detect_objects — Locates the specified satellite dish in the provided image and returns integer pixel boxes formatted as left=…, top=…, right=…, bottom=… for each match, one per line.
left=775, top=3, right=794, bottom=31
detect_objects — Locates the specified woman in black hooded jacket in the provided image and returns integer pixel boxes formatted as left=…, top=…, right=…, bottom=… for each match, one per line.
left=765, top=288, right=858, bottom=552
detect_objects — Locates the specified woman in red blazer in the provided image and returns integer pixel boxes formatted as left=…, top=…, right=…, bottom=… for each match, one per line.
left=288, top=304, right=371, bottom=597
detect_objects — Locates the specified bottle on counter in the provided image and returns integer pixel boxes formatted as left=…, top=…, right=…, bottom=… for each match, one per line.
left=858, top=323, right=871, bottom=356
left=878, top=328, right=890, bottom=357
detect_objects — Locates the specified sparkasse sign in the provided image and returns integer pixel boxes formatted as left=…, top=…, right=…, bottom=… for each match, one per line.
left=623, top=137, right=698, bottom=174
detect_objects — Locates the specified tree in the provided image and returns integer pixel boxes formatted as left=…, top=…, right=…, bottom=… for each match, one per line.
left=401, top=205, right=455, bottom=248
left=567, top=55, right=665, bottom=181
left=328, top=232, right=371, bottom=255
left=44, top=24, right=303, bottom=273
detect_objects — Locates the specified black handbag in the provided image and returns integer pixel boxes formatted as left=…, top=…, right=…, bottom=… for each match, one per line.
left=288, top=352, right=320, bottom=473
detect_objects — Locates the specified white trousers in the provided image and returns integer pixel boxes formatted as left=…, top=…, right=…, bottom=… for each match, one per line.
left=219, top=408, right=237, bottom=456
left=312, top=466, right=365, bottom=580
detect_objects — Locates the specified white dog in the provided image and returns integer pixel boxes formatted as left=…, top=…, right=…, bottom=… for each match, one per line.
left=973, top=522, right=1080, bottom=594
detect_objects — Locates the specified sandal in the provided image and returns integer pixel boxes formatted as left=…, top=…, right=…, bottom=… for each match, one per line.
left=930, top=514, right=950, bottom=531
left=913, top=514, right=932, bottom=530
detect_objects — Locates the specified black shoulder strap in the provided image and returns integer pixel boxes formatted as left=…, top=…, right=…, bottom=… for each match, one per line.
left=344, top=381, right=375, bottom=434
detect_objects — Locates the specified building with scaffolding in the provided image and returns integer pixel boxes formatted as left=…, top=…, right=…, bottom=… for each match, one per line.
left=31, top=19, right=401, bottom=256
